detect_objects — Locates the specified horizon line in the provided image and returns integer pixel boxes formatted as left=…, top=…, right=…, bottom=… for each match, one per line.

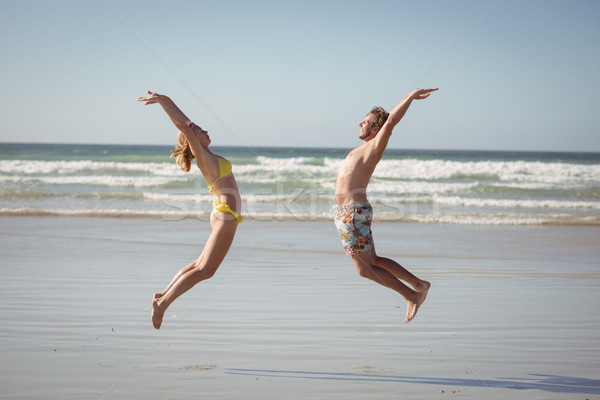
left=1, top=141, right=599, bottom=156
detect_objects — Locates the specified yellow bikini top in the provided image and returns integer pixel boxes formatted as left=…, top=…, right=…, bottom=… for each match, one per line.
left=208, top=156, right=232, bottom=195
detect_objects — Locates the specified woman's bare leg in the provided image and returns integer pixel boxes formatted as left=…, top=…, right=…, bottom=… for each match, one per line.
left=152, top=214, right=237, bottom=329
left=154, top=255, right=205, bottom=300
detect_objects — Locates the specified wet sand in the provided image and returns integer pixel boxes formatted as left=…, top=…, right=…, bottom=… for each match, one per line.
left=1, top=216, right=599, bottom=399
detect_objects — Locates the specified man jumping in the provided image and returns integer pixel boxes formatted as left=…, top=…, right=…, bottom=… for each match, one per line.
left=333, top=88, right=438, bottom=323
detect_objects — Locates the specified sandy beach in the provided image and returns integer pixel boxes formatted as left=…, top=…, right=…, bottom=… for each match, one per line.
left=1, top=216, right=599, bottom=399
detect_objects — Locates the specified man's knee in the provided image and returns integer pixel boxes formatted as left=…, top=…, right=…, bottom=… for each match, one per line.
left=372, top=255, right=384, bottom=265
left=354, top=262, right=374, bottom=279
left=353, top=252, right=375, bottom=278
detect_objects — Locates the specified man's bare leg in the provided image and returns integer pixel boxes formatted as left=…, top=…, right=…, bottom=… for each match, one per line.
left=372, top=255, right=430, bottom=306
left=351, top=250, right=424, bottom=323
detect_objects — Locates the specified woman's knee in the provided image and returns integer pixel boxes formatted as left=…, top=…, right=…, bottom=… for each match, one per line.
left=191, top=261, right=217, bottom=280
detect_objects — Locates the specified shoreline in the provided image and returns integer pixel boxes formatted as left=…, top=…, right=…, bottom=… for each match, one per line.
left=2, top=211, right=599, bottom=228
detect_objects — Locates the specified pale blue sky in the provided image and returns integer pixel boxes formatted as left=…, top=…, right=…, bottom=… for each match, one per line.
left=1, top=0, right=599, bottom=152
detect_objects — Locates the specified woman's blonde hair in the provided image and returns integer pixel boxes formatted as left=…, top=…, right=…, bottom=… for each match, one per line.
left=170, top=131, right=194, bottom=172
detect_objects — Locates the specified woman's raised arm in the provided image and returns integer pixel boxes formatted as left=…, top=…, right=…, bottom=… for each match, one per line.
left=138, top=91, right=211, bottom=164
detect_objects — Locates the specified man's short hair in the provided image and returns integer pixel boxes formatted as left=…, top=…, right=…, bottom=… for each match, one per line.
left=369, top=106, right=389, bottom=129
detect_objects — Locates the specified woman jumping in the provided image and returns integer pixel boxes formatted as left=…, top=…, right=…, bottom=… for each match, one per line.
left=138, top=91, right=243, bottom=329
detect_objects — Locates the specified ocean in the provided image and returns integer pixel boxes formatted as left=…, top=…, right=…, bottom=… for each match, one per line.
left=1, top=142, right=599, bottom=225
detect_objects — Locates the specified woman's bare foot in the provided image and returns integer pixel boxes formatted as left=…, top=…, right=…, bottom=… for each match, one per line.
left=151, top=297, right=165, bottom=330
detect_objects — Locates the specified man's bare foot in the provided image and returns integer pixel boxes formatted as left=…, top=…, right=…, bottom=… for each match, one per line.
left=405, top=281, right=431, bottom=323
left=405, top=293, right=422, bottom=323
left=151, top=297, right=165, bottom=330
left=416, top=281, right=431, bottom=307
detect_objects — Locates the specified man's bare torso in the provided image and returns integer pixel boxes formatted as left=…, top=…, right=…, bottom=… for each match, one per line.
left=334, top=141, right=383, bottom=206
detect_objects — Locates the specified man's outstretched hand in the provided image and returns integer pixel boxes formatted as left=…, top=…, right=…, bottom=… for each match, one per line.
left=411, top=88, right=439, bottom=100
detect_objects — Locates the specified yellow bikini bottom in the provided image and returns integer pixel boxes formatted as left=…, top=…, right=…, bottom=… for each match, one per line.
left=212, top=199, right=244, bottom=224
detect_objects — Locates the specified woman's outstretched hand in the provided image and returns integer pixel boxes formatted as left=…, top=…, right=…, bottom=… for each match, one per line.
left=137, top=90, right=161, bottom=105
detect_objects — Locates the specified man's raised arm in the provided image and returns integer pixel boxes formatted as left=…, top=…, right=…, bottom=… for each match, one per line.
left=373, top=88, right=438, bottom=152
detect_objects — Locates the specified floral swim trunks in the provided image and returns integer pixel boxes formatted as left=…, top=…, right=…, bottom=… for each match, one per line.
left=332, top=200, right=374, bottom=256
